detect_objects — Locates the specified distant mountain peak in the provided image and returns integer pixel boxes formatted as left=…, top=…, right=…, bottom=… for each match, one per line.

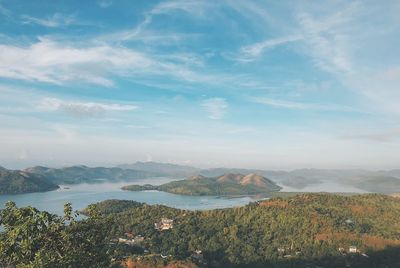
left=188, top=175, right=206, bottom=180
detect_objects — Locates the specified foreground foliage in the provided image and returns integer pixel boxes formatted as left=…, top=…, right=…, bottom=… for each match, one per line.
left=1, top=193, right=400, bottom=267
left=0, top=202, right=110, bottom=267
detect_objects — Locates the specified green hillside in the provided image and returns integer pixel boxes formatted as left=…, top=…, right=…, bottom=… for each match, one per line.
left=25, top=165, right=153, bottom=184
left=122, top=173, right=282, bottom=196
left=0, top=167, right=59, bottom=194
left=94, top=193, right=400, bottom=267
left=2, top=193, right=400, bottom=267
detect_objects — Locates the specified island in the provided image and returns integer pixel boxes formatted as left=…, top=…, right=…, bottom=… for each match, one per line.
left=0, top=166, right=59, bottom=195
left=122, top=173, right=282, bottom=196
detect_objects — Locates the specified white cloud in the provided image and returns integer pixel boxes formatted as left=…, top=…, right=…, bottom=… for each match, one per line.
left=37, top=98, right=137, bottom=117
left=201, top=98, right=228, bottom=119
left=253, top=97, right=358, bottom=112
left=0, top=38, right=229, bottom=87
left=295, top=2, right=363, bottom=75
left=21, top=13, right=76, bottom=27
left=101, top=0, right=208, bottom=43
left=238, top=35, right=303, bottom=62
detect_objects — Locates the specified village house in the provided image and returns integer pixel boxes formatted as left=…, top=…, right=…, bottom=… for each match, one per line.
left=155, top=218, right=174, bottom=231
left=191, top=250, right=203, bottom=260
left=349, top=246, right=358, bottom=253
left=117, top=235, right=145, bottom=246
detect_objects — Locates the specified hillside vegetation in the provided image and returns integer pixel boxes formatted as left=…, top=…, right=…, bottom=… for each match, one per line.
left=122, top=173, right=281, bottom=196
left=2, top=193, right=400, bottom=267
left=92, top=193, right=400, bottom=267
left=25, top=165, right=153, bottom=184
left=0, top=167, right=59, bottom=195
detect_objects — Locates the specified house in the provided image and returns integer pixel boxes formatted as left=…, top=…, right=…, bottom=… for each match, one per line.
left=134, top=235, right=144, bottom=243
left=118, top=238, right=128, bottom=243
left=117, top=235, right=145, bottom=246
left=155, top=218, right=174, bottom=231
left=349, top=246, right=358, bottom=253
left=191, top=250, right=203, bottom=261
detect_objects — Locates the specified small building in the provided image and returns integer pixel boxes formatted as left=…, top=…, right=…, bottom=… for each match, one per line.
left=118, top=238, right=128, bottom=243
left=191, top=250, right=203, bottom=261
left=155, top=218, right=174, bottom=231
left=117, top=235, right=145, bottom=246
left=277, top=247, right=285, bottom=254
left=349, top=246, right=358, bottom=253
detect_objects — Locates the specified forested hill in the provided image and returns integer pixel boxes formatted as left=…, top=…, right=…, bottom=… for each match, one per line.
left=122, top=173, right=282, bottom=196
left=0, top=167, right=59, bottom=194
left=24, top=165, right=154, bottom=184
left=91, top=193, right=400, bottom=267
left=2, top=193, right=400, bottom=267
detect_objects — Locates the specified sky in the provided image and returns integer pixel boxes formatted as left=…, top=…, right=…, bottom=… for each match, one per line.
left=0, top=0, right=400, bottom=170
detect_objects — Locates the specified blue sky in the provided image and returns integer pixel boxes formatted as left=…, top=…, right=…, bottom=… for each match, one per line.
left=0, top=0, right=400, bottom=169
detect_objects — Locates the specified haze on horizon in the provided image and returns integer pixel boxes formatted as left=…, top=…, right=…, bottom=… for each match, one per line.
left=1, top=0, right=400, bottom=170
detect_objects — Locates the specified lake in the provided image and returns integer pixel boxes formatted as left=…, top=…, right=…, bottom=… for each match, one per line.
left=0, top=177, right=368, bottom=215
left=0, top=177, right=267, bottom=215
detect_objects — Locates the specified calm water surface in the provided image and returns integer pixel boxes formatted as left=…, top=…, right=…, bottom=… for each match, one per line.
left=0, top=177, right=265, bottom=215
left=0, top=177, right=368, bottom=215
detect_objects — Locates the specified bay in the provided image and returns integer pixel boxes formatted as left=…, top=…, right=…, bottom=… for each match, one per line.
left=0, top=177, right=264, bottom=215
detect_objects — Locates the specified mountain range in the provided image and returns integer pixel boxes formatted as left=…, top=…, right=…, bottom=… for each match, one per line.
left=2, top=161, right=400, bottom=195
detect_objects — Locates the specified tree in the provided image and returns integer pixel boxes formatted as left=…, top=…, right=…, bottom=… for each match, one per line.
left=0, top=201, right=110, bottom=268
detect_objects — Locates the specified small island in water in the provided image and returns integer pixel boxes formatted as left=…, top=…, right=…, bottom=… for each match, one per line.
left=122, top=173, right=282, bottom=196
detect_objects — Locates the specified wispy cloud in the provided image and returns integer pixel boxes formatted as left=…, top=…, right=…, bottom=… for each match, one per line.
left=0, top=38, right=221, bottom=87
left=102, top=0, right=208, bottom=43
left=237, top=35, right=303, bottom=62
left=201, top=98, right=228, bottom=119
left=98, top=0, right=112, bottom=9
left=253, top=97, right=358, bottom=112
left=0, top=2, right=11, bottom=17
left=0, top=1, right=229, bottom=89
left=20, top=13, right=76, bottom=28
left=295, top=3, right=360, bottom=74
left=37, top=98, right=137, bottom=117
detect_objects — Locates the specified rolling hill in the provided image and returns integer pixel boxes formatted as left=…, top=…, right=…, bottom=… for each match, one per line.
left=0, top=166, right=59, bottom=194
left=89, top=193, right=400, bottom=267
left=122, top=173, right=281, bottom=196
left=25, top=165, right=154, bottom=184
